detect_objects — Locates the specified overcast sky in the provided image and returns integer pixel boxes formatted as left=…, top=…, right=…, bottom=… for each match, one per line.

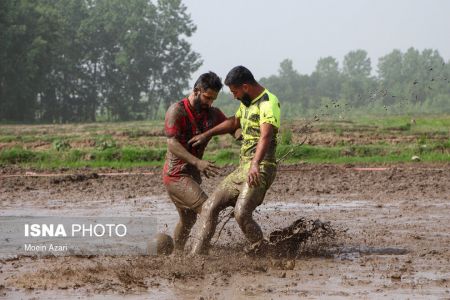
left=182, top=0, right=450, bottom=83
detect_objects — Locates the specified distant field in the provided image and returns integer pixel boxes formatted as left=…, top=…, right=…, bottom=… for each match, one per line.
left=0, top=115, right=449, bottom=169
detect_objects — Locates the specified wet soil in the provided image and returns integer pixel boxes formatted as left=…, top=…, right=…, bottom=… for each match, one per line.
left=1, top=163, right=450, bottom=299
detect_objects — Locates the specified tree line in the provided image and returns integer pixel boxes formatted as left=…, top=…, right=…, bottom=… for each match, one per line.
left=257, top=48, right=450, bottom=118
left=0, top=0, right=201, bottom=123
left=1, top=0, right=449, bottom=123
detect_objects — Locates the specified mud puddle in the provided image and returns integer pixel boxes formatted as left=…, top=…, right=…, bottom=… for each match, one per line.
left=0, top=288, right=176, bottom=300
left=1, top=164, right=450, bottom=299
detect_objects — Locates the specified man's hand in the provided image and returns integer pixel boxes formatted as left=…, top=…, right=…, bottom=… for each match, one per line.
left=188, top=133, right=210, bottom=148
left=247, top=160, right=260, bottom=187
left=195, top=159, right=220, bottom=178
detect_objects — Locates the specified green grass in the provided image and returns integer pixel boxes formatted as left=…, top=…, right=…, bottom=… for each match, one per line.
left=208, top=150, right=239, bottom=164
left=0, top=147, right=168, bottom=168
left=0, top=148, right=47, bottom=164
left=353, top=114, right=450, bottom=134
left=0, top=135, right=18, bottom=143
left=2, top=141, right=447, bottom=169
left=277, top=143, right=449, bottom=164
left=1, top=115, right=448, bottom=169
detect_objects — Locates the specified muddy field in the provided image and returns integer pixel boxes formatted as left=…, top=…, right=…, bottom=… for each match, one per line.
left=1, top=163, right=450, bottom=299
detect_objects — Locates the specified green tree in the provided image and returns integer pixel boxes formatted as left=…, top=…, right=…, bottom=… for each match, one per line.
left=416, top=48, right=446, bottom=104
left=312, top=56, right=341, bottom=100
left=342, top=50, right=375, bottom=107
left=0, top=0, right=57, bottom=122
left=149, top=0, right=202, bottom=117
left=378, top=49, right=404, bottom=105
left=38, top=0, right=89, bottom=123
left=343, top=49, right=371, bottom=78
left=260, top=59, right=303, bottom=105
left=260, top=59, right=310, bottom=115
left=1, top=0, right=201, bottom=123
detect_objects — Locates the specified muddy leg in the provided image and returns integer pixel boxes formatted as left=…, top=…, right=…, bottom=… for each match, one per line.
left=234, top=183, right=267, bottom=244
left=191, top=188, right=236, bottom=254
left=173, top=207, right=197, bottom=251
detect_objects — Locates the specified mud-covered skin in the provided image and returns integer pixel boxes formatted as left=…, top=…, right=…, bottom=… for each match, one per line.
left=165, top=176, right=206, bottom=250
left=191, top=161, right=277, bottom=254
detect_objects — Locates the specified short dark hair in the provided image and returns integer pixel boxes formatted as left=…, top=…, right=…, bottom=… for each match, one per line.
left=224, top=66, right=257, bottom=86
left=194, top=71, right=223, bottom=92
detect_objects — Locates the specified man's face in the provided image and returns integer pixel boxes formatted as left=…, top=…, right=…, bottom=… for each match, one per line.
left=194, top=88, right=219, bottom=111
left=228, top=84, right=252, bottom=106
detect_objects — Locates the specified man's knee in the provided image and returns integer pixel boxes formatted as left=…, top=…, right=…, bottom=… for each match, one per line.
left=234, top=205, right=251, bottom=226
left=235, top=187, right=265, bottom=224
left=202, top=190, right=229, bottom=216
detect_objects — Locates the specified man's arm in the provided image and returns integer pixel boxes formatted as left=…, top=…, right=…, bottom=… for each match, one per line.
left=247, top=123, right=274, bottom=187
left=188, top=116, right=240, bottom=147
left=167, top=138, right=219, bottom=177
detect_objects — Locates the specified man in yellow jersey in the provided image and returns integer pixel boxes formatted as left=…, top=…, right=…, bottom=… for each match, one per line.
left=188, top=66, right=281, bottom=255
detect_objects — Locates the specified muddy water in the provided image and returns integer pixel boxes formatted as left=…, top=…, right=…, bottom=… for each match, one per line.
left=1, top=164, right=450, bottom=298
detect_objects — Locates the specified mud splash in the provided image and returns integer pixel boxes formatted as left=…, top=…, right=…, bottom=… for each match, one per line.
left=247, top=218, right=339, bottom=258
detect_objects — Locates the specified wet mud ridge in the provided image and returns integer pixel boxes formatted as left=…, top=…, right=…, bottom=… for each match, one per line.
left=50, top=172, right=100, bottom=184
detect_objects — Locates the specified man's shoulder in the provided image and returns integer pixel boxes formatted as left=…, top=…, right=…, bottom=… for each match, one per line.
left=168, top=99, right=185, bottom=110
left=260, top=90, right=280, bottom=112
left=167, top=99, right=187, bottom=117
left=259, top=90, right=281, bottom=124
left=255, top=90, right=278, bottom=105
left=265, top=89, right=279, bottom=103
